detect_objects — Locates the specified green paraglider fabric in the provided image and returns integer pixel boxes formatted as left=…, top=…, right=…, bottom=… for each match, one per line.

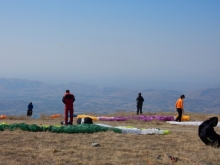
left=0, top=123, right=122, bottom=134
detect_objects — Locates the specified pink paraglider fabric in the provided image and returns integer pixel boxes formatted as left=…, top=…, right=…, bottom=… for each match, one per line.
left=98, top=115, right=174, bottom=122
left=98, top=117, right=126, bottom=121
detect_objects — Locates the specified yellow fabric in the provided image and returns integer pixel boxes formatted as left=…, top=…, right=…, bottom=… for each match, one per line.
left=175, top=115, right=190, bottom=121
left=77, top=115, right=98, bottom=121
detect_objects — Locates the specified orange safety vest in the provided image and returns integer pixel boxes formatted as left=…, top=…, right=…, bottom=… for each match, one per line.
left=175, top=98, right=184, bottom=109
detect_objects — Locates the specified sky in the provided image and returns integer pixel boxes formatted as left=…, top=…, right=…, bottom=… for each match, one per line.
left=1, top=0, right=220, bottom=90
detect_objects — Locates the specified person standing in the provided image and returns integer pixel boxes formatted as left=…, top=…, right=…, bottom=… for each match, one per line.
left=27, top=102, right=33, bottom=117
left=175, top=95, right=185, bottom=122
left=62, top=90, right=75, bottom=125
left=136, top=93, right=144, bottom=115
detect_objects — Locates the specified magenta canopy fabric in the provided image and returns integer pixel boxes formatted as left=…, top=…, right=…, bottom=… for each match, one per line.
left=98, top=115, right=174, bottom=122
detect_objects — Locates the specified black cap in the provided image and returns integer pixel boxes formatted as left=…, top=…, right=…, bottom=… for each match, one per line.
left=180, top=95, right=185, bottom=99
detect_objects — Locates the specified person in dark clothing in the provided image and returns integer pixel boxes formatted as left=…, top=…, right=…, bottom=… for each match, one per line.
left=27, top=102, right=33, bottom=117
left=198, top=117, right=220, bottom=147
left=136, top=93, right=144, bottom=115
left=62, top=90, right=75, bottom=125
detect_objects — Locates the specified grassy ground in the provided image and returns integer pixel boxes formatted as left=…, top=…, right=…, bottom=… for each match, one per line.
left=0, top=111, right=220, bottom=165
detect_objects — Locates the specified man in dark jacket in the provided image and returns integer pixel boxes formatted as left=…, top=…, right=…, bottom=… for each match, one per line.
left=136, top=93, right=144, bottom=115
left=27, top=102, right=33, bottom=117
left=62, top=90, right=75, bottom=125
left=198, top=117, right=220, bottom=147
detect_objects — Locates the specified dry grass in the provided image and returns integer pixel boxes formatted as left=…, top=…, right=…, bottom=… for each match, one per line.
left=0, top=112, right=220, bottom=165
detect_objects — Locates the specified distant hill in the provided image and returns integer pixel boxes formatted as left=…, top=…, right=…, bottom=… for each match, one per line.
left=0, top=78, right=219, bottom=115
left=185, top=88, right=220, bottom=114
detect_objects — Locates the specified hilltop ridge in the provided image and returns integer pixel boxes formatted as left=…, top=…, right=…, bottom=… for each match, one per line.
left=0, top=78, right=219, bottom=115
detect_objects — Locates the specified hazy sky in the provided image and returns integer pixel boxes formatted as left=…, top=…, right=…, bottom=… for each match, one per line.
left=1, top=0, right=220, bottom=89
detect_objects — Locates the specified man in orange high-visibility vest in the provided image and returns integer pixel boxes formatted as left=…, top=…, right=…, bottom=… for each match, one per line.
left=175, top=95, right=185, bottom=122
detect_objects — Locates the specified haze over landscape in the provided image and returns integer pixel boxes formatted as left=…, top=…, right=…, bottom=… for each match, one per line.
left=0, top=77, right=219, bottom=116
left=1, top=1, right=220, bottom=115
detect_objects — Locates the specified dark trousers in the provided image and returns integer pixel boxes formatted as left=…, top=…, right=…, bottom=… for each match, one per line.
left=137, top=105, right=143, bottom=115
left=207, top=134, right=220, bottom=147
left=27, top=110, right=32, bottom=117
left=175, top=108, right=182, bottom=122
